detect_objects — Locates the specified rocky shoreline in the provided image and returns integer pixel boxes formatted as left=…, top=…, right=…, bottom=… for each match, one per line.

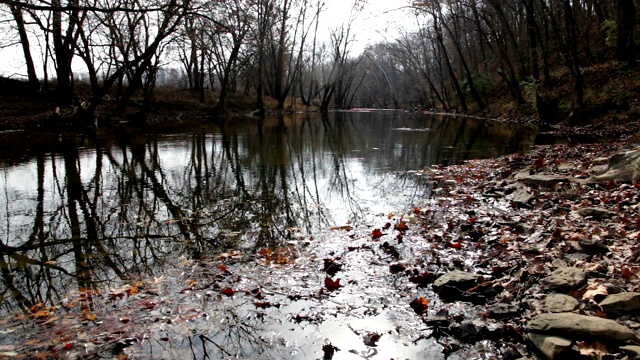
left=412, top=141, right=640, bottom=359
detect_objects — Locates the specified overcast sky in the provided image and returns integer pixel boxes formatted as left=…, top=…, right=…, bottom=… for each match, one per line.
left=0, top=0, right=416, bottom=79
left=321, top=0, right=414, bottom=53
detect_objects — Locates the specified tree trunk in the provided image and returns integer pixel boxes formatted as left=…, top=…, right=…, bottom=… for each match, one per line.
left=563, top=0, right=585, bottom=122
left=434, top=15, right=467, bottom=112
left=617, top=0, right=637, bottom=67
left=10, top=5, right=40, bottom=91
left=52, top=0, right=79, bottom=106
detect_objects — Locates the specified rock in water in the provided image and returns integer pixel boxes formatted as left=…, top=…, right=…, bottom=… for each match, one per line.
left=526, top=313, right=637, bottom=342
left=541, top=267, right=586, bottom=290
left=433, top=270, right=479, bottom=290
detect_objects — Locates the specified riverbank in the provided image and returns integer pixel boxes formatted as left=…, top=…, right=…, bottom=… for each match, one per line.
left=0, top=59, right=639, bottom=139
left=1, top=138, right=639, bottom=359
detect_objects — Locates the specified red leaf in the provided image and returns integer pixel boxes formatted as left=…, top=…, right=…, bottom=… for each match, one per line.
left=371, top=229, right=383, bottom=239
left=621, top=267, right=633, bottom=279
left=324, top=276, right=342, bottom=290
left=255, top=302, right=280, bottom=309
left=63, top=343, right=73, bottom=350
left=219, top=264, right=229, bottom=272
left=448, top=241, right=462, bottom=249
left=221, top=287, right=236, bottom=296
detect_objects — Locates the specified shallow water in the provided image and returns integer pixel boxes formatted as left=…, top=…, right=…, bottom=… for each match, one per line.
left=0, top=111, right=536, bottom=358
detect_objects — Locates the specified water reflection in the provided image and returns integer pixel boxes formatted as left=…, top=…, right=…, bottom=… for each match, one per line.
left=0, top=111, right=535, bottom=322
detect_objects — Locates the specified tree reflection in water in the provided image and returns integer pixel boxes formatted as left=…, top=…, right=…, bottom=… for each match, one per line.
left=0, top=111, right=535, bottom=356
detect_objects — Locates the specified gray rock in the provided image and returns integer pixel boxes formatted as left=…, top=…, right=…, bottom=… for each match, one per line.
left=487, top=303, right=520, bottom=319
left=545, top=294, right=579, bottom=313
left=510, top=186, right=534, bottom=207
left=513, top=172, right=575, bottom=187
left=586, top=148, right=640, bottom=183
left=600, top=292, right=640, bottom=316
left=433, top=270, right=479, bottom=290
left=577, top=207, right=617, bottom=219
left=528, top=333, right=573, bottom=359
left=620, top=345, right=640, bottom=359
left=541, top=267, right=587, bottom=290
left=526, top=313, right=637, bottom=342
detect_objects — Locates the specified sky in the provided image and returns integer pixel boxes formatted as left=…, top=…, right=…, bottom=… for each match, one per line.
left=0, top=0, right=417, bottom=79
left=321, top=0, right=415, bottom=53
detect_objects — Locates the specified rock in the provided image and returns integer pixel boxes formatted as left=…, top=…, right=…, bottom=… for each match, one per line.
left=513, top=172, right=575, bottom=187
left=578, top=238, right=610, bottom=254
left=544, top=294, right=578, bottom=313
left=599, top=292, right=640, bottom=316
left=577, top=207, right=617, bottom=220
left=541, top=267, right=586, bottom=290
left=526, top=313, right=637, bottom=342
left=528, top=333, right=573, bottom=359
left=586, top=148, right=640, bottom=183
left=488, top=303, right=521, bottom=319
left=433, top=270, right=480, bottom=290
left=457, top=320, right=479, bottom=342
left=620, top=345, right=640, bottom=359
left=509, top=186, right=534, bottom=207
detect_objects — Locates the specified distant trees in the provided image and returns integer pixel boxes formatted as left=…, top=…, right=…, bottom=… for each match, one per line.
left=0, top=0, right=636, bottom=121
left=342, top=0, right=637, bottom=122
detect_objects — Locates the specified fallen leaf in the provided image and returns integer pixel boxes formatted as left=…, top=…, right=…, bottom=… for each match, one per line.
left=322, top=343, right=340, bottom=359
left=409, top=297, right=429, bottom=315
left=389, top=264, right=406, bottom=274
left=324, top=276, right=342, bottom=290
left=221, top=287, right=236, bottom=296
left=363, top=332, right=381, bottom=346
left=576, top=341, right=609, bottom=358
left=371, top=229, right=383, bottom=239
left=409, top=272, right=434, bottom=287
left=330, top=225, right=353, bottom=231
left=394, top=221, right=409, bottom=231
left=324, top=258, right=342, bottom=276
left=448, top=241, right=462, bottom=249
left=532, top=156, right=545, bottom=169
left=582, top=283, right=608, bottom=301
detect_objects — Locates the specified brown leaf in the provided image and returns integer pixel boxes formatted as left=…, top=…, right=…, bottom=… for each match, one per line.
left=395, top=221, right=409, bottom=231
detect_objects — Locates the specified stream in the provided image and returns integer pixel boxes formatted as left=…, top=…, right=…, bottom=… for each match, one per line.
left=0, top=111, right=537, bottom=359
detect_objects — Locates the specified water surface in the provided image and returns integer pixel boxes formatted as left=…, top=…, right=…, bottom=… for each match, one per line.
left=0, top=111, right=536, bottom=358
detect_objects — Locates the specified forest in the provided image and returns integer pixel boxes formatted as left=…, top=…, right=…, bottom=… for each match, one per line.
left=2, top=1, right=640, bottom=359
left=0, top=0, right=637, bottom=126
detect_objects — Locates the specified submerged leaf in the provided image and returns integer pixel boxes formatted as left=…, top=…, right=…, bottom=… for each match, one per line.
left=409, top=297, right=430, bottom=315
left=324, top=276, right=342, bottom=290
left=395, top=221, right=409, bottom=231
left=221, top=287, right=236, bottom=296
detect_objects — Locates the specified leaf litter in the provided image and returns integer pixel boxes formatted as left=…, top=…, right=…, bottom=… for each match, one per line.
left=2, top=142, right=640, bottom=359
